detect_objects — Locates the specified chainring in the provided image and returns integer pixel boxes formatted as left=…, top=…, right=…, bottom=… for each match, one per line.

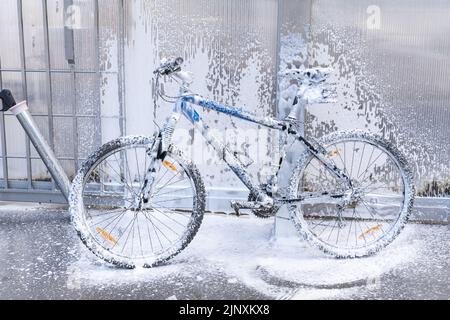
left=248, top=190, right=280, bottom=219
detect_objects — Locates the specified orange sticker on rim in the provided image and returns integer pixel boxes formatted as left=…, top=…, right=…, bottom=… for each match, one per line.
left=358, top=224, right=382, bottom=240
left=96, top=227, right=118, bottom=245
left=163, top=160, right=177, bottom=172
left=328, top=149, right=340, bottom=157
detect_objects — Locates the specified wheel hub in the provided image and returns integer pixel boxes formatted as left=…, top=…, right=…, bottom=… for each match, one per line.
left=131, top=193, right=146, bottom=211
left=341, top=188, right=364, bottom=209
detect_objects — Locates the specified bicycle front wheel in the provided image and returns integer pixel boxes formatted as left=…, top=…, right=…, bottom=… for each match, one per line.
left=288, top=130, right=414, bottom=258
left=69, top=136, right=205, bottom=268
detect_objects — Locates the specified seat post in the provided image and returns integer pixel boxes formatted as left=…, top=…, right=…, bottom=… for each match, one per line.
left=285, top=96, right=306, bottom=136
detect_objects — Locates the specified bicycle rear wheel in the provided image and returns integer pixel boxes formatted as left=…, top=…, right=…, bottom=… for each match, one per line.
left=69, top=136, right=205, bottom=268
left=288, top=130, right=414, bottom=258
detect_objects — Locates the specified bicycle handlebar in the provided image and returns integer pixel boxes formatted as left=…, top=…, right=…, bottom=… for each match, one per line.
left=0, top=89, right=17, bottom=112
left=153, top=57, right=184, bottom=76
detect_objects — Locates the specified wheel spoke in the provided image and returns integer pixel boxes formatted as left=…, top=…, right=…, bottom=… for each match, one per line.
left=292, top=136, right=409, bottom=254
left=75, top=142, right=203, bottom=265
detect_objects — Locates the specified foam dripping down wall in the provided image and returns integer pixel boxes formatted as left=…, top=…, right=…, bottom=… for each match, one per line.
left=279, top=0, right=450, bottom=197
left=2, top=0, right=449, bottom=204
left=125, top=0, right=280, bottom=193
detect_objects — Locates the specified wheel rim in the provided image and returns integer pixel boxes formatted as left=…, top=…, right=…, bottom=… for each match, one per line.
left=292, top=137, right=408, bottom=252
left=80, top=144, right=197, bottom=263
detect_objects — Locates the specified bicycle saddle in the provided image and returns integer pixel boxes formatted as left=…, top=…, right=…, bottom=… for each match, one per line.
left=0, top=89, right=17, bottom=112
left=282, top=67, right=333, bottom=85
left=281, top=68, right=337, bottom=104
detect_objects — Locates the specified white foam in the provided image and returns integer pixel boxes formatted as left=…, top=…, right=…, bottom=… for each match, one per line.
left=68, top=214, right=421, bottom=299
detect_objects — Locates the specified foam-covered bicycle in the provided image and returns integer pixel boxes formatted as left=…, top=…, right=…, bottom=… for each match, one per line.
left=0, top=57, right=414, bottom=268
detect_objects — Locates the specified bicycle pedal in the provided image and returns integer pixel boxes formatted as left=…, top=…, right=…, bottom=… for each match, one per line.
left=230, top=200, right=270, bottom=216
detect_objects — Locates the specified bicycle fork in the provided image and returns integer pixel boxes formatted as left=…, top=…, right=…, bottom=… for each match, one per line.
left=137, top=112, right=181, bottom=208
left=126, top=136, right=159, bottom=209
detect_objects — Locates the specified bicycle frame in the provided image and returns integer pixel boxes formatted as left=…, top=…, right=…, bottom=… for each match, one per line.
left=147, top=88, right=352, bottom=206
left=177, top=94, right=286, bottom=204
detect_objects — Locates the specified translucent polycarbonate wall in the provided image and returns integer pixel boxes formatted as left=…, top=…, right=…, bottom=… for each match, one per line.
left=1, top=0, right=450, bottom=204
left=279, top=0, right=450, bottom=197
left=124, top=0, right=280, bottom=196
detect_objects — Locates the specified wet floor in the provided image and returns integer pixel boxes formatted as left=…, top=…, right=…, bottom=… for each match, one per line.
left=0, top=204, right=448, bottom=300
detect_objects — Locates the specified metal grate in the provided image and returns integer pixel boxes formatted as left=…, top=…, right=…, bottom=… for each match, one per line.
left=0, top=0, right=125, bottom=203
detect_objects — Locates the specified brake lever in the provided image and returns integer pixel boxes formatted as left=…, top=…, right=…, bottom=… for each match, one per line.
left=154, top=57, right=184, bottom=76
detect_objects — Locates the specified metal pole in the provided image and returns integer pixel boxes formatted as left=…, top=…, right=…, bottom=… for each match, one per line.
left=0, top=59, right=8, bottom=188
left=42, top=0, right=57, bottom=192
left=9, top=102, right=71, bottom=200
left=275, top=0, right=282, bottom=118
left=17, top=0, right=33, bottom=189
left=118, top=0, right=126, bottom=137
left=63, top=0, right=79, bottom=172
left=94, top=0, right=102, bottom=149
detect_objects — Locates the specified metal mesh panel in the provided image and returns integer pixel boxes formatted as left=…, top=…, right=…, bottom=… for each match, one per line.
left=0, top=0, right=125, bottom=201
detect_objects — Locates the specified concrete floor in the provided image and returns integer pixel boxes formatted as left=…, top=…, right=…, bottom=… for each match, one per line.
left=0, top=203, right=448, bottom=300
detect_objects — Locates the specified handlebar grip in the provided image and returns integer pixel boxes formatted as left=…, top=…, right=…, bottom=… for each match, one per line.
left=0, top=89, right=17, bottom=112
left=154, top=57, right=185, bottom=75
left=174, top=57, right=184, bottom=66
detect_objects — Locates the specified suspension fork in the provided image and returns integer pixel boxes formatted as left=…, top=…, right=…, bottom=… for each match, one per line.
left=140, top=112, right=181, bottom=204
left=138, top=135, right=162, bottom=204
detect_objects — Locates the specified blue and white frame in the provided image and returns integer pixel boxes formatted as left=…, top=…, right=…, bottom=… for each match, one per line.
left=156, top=93, right=350, bottom=205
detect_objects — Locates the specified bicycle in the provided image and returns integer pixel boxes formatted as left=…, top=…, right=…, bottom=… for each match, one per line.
left=67, top=57, right=414, bottom=268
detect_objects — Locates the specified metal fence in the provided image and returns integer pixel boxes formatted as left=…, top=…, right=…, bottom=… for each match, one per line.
left=0, top=0, right=125, bottom=202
